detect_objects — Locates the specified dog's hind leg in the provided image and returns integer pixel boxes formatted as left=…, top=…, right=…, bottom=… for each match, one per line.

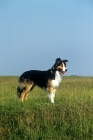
left=24, top=84, right=35, bottom=101
left=17, top=86, right=26, bottom=102
left=19, top=86, right=31, bottom=102
left=17, top=81, right=34, bottom=102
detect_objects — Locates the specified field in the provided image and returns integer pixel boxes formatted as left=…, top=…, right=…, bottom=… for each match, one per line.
left=0, top=76, right=93, bottom=140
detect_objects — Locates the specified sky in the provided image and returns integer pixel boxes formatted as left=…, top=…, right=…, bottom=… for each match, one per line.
left=0, top=0, right=93, bottom=76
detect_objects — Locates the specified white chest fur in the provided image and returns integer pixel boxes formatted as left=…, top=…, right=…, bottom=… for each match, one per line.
left=51, top=71, right=62, bottom=87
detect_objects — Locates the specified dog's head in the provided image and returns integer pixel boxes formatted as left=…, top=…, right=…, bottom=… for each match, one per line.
left=52, top=58, right=68, bottom=74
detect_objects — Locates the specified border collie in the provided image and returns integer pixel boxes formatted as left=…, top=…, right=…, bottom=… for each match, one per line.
left=17, top=58, right=68, bottom=103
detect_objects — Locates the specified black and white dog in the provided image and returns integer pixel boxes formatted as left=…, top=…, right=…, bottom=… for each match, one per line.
left=17, top=58, right=68, bottom=103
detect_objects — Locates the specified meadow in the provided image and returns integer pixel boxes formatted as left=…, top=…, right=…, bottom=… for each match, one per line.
left=0, top=76, right=93, bottom=140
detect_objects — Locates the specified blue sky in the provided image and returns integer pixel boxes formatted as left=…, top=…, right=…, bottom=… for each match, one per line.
left=0, top=0, right=93, bottom=76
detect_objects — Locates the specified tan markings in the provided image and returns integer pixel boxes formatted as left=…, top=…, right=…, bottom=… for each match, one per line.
left=18, top=80, right=34, bottom=89
left=19, top=84, right=33, bottom=102
left=46, top=86, right=54, bottom=94
left=47, top=79, right=52, bottom=87
left=45, top=80, right=55, bottom=95
left=57, top=65, right=63, bottom=69
left=18, top=80, right=34, bottom=102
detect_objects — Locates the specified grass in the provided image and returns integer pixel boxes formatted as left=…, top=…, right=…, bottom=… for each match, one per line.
left=0, top=76, right=93, bottom=139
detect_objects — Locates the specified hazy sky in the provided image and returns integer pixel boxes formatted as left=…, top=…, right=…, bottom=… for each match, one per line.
left=0, top=0, right=93, bottom=76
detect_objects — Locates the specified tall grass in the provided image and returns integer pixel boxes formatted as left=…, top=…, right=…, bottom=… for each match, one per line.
left=0, top=76, right=93, bottom=139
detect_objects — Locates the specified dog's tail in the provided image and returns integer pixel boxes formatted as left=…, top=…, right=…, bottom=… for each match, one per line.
left=17, top=86, right=22, bottom=99
left=17, top=77, right=26, bottom=99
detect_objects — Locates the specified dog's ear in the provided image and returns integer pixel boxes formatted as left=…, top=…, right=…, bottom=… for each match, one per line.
left=55, top=58, right=62, bottom=64
left=52, top=58, right=62, bottom=69
left=63, top=60, right=68, bottom=62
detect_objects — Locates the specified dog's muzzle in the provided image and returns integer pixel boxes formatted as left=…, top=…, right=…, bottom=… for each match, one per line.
left=62, top=69, right=67, bottom=74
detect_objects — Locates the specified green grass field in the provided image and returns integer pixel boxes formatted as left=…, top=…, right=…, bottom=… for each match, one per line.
left=0, top=76, right=93, bottom=140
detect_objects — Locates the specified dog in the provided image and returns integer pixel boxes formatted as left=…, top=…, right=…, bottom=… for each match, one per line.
left=17, top=58, right=68, bottom=103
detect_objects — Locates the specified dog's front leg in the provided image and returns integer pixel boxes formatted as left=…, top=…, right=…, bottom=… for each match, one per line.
left=53, top=89, right=56, bottom=98
left=48, top=93, right=54, bottom=103
left=47, top=87, right=55, bottom=103
left=48, top=89, right=56, bottom=103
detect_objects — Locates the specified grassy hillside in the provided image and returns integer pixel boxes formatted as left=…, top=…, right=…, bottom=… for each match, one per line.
left=0, top=76, right=93, bottom=140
